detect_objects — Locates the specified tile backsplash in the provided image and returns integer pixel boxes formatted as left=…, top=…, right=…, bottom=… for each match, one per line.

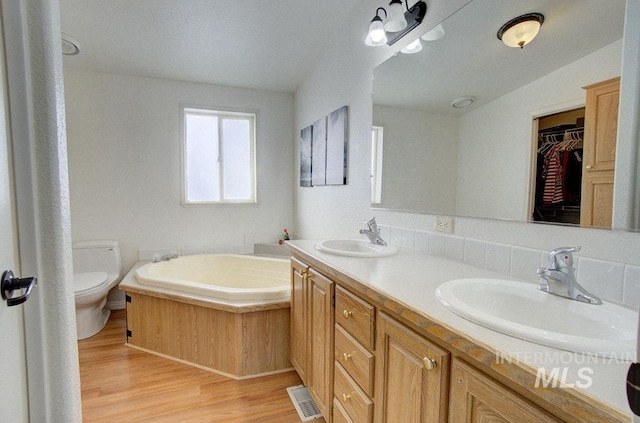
left=379, top=225, right=640, bottom=308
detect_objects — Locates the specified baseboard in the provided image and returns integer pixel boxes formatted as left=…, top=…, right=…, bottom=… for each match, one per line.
left=107, top=300, right=126, bottom=310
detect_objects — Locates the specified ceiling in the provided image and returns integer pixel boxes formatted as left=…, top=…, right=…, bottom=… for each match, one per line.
left=59, top=0, right=362, bottom=93
left=373, top=0, right=626, bottom=115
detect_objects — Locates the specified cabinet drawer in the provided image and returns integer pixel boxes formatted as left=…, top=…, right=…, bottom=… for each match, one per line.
left=334, top=362, right=373, bottom=423
left=335, top=324, right=374, bottom=396
left=333, top=398, right=355, bottom=423
left=335, top=286, right=375, bottom=350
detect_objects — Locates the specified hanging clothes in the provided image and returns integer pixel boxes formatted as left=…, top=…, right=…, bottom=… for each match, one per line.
left=537, top=126, right=583, bottom=206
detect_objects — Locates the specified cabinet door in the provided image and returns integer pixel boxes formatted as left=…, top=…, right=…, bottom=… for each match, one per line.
left=308, top=268, right=335, bottom=421
left=449, top=359, right=560, bottom=423
left=290, top=257, right=308, bottom=382
left=581, top=77, right=619, bottom=228
left=375, top=312, right=450, bottom=423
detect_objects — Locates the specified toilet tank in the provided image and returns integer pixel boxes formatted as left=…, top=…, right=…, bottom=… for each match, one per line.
left=72, top=240, right=122, bottom=278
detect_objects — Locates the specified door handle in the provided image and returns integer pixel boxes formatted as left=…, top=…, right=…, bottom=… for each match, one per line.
left=2, top=270, right=37, bottom=306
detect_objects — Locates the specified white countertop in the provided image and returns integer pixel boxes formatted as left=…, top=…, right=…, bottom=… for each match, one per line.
left=288, top=239, right=633, bottom=420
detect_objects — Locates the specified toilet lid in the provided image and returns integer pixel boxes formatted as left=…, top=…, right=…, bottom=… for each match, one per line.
left=74, top=272, right=108, bottom=292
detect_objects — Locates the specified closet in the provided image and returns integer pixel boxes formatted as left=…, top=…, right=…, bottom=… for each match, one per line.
left=533, top=109, right=585, bottom=225
left=531, top=77, right=620, bottom=227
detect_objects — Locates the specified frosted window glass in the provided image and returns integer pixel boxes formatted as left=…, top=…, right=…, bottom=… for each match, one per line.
left=183, top=108, right=256, bottom=204
left=222, top=119, right=251, bottom=199
left=185, top=114, right=220, bottom=201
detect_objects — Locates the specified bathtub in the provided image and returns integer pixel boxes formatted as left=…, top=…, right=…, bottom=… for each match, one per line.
left=134, top=254, right=290, bottom=302
left=123, top=253, right=292, bottom=379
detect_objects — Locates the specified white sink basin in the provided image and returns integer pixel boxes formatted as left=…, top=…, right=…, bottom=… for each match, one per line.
left=436, top=278, right=637, bottom=359
left=315, top=238, right=398, bottom=258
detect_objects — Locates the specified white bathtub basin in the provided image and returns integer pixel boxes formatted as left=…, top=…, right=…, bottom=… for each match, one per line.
left=436, top=278, right=637, bottom=359
left=135, top=254, right=290, bottom=301
left=315, top=238, right=398, bottom=258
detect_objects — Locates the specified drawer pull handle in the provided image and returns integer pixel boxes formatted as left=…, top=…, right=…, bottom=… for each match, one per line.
left=342, top=393, right=352, bottom=402
left=342, top=352, right=352, bottom=362
left=422, top=356, right=436, bottom=371
left=342, top=309, right=352, bottom=319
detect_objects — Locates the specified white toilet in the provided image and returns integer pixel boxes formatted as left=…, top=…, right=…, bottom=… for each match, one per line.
left=72, top=240, right=122, bottom=340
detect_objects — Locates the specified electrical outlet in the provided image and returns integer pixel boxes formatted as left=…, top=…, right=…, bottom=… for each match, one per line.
left=435, top=216, right=454, bottom=233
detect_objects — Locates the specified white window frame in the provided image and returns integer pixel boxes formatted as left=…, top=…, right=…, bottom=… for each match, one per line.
left=371, top=125, right=384, bottom=204
left=181, top=106, right=257, bottom=205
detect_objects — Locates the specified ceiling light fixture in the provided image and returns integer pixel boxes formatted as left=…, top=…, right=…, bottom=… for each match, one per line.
left=452, top=97, right=475, bottom=109
left=497, top=13, right=544, bottom=49
left=365, top=1, right=427, bottom=47
left=61, top=33, right=81, bottom=56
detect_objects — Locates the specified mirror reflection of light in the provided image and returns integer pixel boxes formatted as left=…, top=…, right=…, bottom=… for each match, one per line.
left=421, top=23, right=445, bottom=41
left=401, top=39, right=422, bottom=54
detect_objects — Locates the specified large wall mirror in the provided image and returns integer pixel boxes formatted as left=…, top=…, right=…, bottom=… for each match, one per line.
left=372, top=0, right=628, bottom=229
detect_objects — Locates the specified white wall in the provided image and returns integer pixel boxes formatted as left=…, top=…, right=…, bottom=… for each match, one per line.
left=64, top=69, right=294, bottom=304
left=373, top=105, right=458, bottom=213
left=456, top=40, right=622, bottom=221
left=294, top=0, right=640, bottom=269
left=294, top=0, right=471, bottom=240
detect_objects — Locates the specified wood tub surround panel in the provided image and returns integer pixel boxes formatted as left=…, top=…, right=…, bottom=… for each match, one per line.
left=125, top=292, right=291, bottom=379
left=288, top=244, right=629, bottom=423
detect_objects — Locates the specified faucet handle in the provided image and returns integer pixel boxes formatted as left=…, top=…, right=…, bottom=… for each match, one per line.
left=365, top=217, right=378, bottom=231
left=549, top=246, right=580, bottom=268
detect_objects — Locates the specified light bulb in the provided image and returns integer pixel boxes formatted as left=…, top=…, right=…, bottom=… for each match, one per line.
left=365, top=16, right=387, bottom=46
left=384, top=0, right=407, bottom=32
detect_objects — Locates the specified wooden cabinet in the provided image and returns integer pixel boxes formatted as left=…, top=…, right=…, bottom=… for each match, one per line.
left=290, top=258, right=335, bottom=422
left=333, top=286, right=376, bottom=423
left=290, top=249, right=624, bottom=422
left=449, top=359, right=560, bottom=422
left=581, top=77, right=620, bottom=228
left=290, top=257, right=308, bottom=381
left=374, top=312, right=449, bottom=423
left=308, top=269, right=335, bottom=419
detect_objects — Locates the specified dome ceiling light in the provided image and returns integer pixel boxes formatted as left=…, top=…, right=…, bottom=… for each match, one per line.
left=497, top=13, right=544, bottom=49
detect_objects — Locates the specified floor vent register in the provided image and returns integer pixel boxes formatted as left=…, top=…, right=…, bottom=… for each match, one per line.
left=286, top=385, right=323, bottom=421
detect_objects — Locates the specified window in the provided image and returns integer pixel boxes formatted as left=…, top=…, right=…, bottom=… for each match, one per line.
left=371, top=125, right=384, bottom=204
left=182, top=107, right=256, bottom=204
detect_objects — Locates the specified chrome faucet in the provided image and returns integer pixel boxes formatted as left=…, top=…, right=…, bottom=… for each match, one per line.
left=537, top=246, right=602, bottom=304
left=359, top=217, right=387, bottom=246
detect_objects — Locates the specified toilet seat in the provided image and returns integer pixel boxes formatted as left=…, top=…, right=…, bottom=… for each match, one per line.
left=74, top=272, right=108, bottom=293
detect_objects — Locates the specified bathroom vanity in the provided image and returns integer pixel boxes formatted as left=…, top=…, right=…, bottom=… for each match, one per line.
left=288, top=240, right=631, bottom=422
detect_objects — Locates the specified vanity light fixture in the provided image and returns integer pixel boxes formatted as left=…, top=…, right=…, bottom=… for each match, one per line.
left=365, top=8, right=388, bottom=46
left=452, top=97, right=474, bottom=108
left=385, top=0, right=408, bottom=32
left=365, top=1, right=427, bottom=47
left=497, top=13, right=544, bottom=49
left=400, top=38, right=422, bottom=54
left=61, top=33, right=81, bottom=55
left=421, top=23, right=445, bottom=41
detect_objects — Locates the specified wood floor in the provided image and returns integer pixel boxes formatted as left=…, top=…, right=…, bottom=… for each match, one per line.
left=78, top=309, right=304, bottom=422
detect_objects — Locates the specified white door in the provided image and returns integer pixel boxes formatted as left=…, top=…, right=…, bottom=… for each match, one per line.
left=0, top=12, right=29, bottom=423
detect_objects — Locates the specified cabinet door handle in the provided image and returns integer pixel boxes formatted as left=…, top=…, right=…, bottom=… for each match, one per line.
left=586, top=164, right=593, bottom=169
left=342, top=309, right=353, bottom=319
left=342, top=352, right=352, bottom=362
left=342, top=393, right=352, bottom=402
left=422, top=356, right=436, bottom=371
left=294, top=269, right=307, bottom=278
